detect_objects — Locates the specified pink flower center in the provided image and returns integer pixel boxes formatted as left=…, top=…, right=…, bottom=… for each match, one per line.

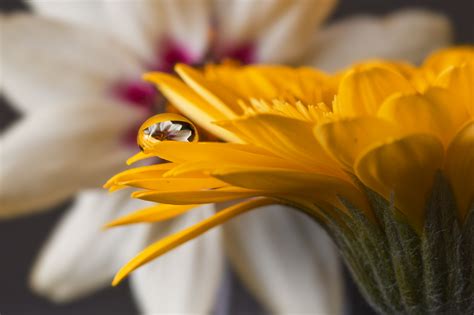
left=113, top=80, right=157, bottom=111
left=217, top=42, right=256, bottom=65
left=155, top=39, right=197, bottom=72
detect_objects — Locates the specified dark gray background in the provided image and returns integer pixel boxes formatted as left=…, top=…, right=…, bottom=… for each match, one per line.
left=1, top=0, right=473, bottom=314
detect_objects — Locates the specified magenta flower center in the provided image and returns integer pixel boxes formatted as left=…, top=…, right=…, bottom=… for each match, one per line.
left=113, top=80, right=157, bottom=111
left=156, top=39, right=197, bottom=73
left=217, top=42, right=255, bottom=65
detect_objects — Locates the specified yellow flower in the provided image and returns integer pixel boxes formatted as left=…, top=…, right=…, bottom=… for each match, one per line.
left=105, top=46, right=473, bottom=287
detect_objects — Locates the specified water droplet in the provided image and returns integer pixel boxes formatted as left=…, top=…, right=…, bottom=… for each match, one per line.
left=137, top=114, right=198, bottom=152
left=143, top=121, right=194, bottom=142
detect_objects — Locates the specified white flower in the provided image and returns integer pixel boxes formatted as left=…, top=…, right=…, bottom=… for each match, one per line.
left=144, top=121, right=193, bottom=142
left=0, top=0, right=451, bottom=314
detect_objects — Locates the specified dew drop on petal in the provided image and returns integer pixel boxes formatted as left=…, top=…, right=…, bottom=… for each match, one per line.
left=137, top=113, right=199, bottom=152
left=139, top=121, right=195, bottom=151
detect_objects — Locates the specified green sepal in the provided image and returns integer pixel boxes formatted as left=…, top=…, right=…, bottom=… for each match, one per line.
left=320, top=173, right=474, bottom=315
left=320, top=207, right=387, bottom=312
left=421, top=172, right=462, bottom=313
left=372, top=192, right=423, bottom=313
left=461, top=204, right=474, bottom=314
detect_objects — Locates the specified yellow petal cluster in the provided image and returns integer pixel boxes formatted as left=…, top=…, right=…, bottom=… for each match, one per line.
left=105, top=46, right=474, bottom=285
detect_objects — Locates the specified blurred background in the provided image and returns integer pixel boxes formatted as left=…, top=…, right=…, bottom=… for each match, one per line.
left=1, top=0, right=473, bottom=314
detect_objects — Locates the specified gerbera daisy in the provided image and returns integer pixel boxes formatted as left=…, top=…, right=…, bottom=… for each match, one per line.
left=107, top=46, right=474, bottom=314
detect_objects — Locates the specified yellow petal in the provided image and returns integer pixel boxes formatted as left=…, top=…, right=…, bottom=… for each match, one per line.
left=315, top=117, right=401, bottom=170
left=175, top=64, right=243, bottom=117
left=126, top=151, right=156, bottom=165
left=417, top=46, right=474, bottom=89
left=144, top=141, right=300, bottom=170
left=377, top=89, right=468, bottom=146
left=105, top=204, right=198, bottom=228
left=112, top=198, right=274, bottom=285
left=435, top=62, right=474, bottom=117
left=203, top=64, right=329, bottom=105
left=445, top=121, right=474, bottom=220
left=143, top=72, right=241, bottom=142
left=239, top=66, right=328, bottom=105
left=352, top=60, right=418, bottom=80
left=120, top=177, right=225, bottom=191
left=355, top=133, right=444, bottom=230
left=211, top=167, right=368, bottom=212
left=422, top=46, right=474, bottom=75
left=132, top=187, right=261, bottom=204
left=217, top=114, right=343, bottom=178
left=334, top=65, right=415, bottom=117
left=164, top=161, right=224, bottom=177
left=165, top=158, right=306, bottom=178
left=423, top=87, right=470, bottom=133
left=104, top=163, right=177, bottom=190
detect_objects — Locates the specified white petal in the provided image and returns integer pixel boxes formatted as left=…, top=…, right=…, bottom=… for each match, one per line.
left=223, top=205, right=343, bottom=315
left=146, top=123, right=158, bottom=135
left=0, top=100, right=144, bottom=217
left=28, top=0, right=107, bottom=31
left=170, top=129, right=192, bottom=142
left=130, top=205, right=224, bottom=314
left=158, top=120, right=173, bottom=133
left=30, top=189, right=154, bottom=303
left=214, top=0, right=336, bottom=63
left=306, top=9, right=452, bottom=72
left=102, top=0, right=211, bottom=63
left=1, top=14, right=142, bottom=112
left=167, top=122, right=183, bottom=132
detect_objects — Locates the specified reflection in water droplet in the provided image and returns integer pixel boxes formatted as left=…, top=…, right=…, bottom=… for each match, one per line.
left=137, top=110, right=198, bottom=152
left=141, top=120, right=195, bottom=148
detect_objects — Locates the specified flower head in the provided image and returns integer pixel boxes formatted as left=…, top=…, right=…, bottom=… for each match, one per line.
left=106, top=46, right=474, bottom=287
left=0, top=1, right=455, bottom=312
